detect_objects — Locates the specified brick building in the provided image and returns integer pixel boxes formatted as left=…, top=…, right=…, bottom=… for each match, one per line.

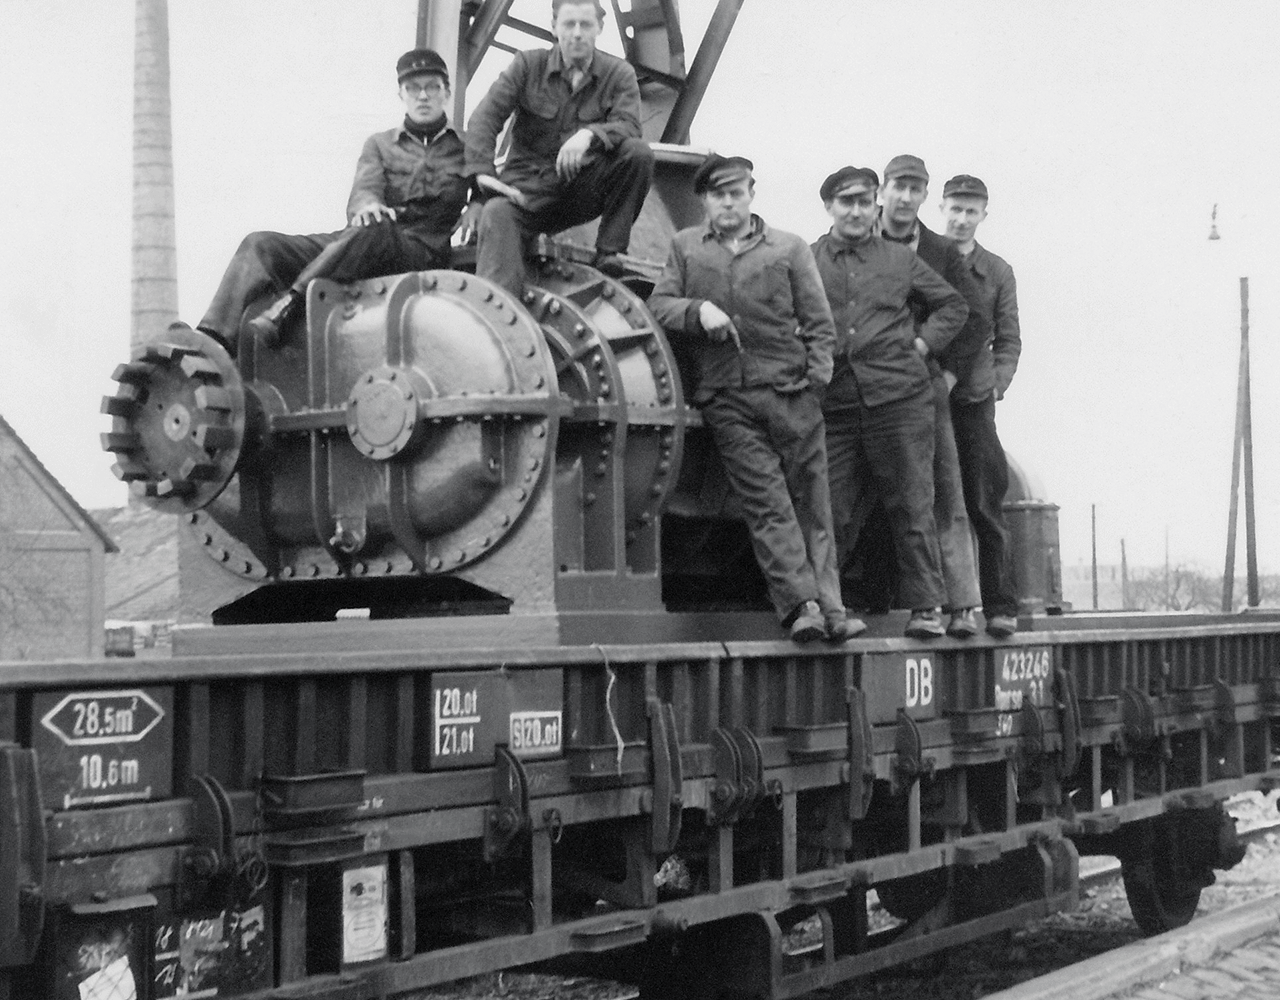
left=0, top=414, right=117, bottom=659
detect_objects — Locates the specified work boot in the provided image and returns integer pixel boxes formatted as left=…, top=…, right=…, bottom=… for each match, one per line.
left=787, top=600, right=826, bottom=644
left=946, top=608, right=978, bottom=639
left=985, top=614, right=1018, bottom=639
left=247, top=289, right=303, bottom=347
left=591, top=251, right=631, bottom=279
left=824, top=609, right=867, bottom=643
left=193, top=324, right=237, bottom=359
left=904, top=608, right=945, bottom=640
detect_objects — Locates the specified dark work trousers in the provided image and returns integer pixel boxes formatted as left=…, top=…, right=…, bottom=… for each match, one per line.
left=198, top=221, right=447, bottom=346
left=702, top=386, right=844, bottom=624
left=476, top=137, right=655, bottom=297
left=951, top=395, right=1018, bottom=618
left=825, top=384, right=946, bottom=611
left=932, top=375, right=982, bottom=612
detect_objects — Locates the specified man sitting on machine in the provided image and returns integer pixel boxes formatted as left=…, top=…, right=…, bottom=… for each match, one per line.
left=191, top=48, right=467, bottom=354
left=457, top=0, right=655, bottom=297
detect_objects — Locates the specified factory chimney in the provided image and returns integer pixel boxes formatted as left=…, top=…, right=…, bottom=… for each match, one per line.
left=131, top=0, right=178, bottom=350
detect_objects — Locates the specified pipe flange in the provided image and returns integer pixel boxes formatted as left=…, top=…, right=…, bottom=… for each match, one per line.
left=346, top=365, right=429, bottom=461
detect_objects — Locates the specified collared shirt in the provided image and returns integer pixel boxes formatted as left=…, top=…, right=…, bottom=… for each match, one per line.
left=810, top=231, right=968, bottom=410
left=346, top=122, right=468, bottom=257
left=648, top=215, right=836, bottom=401
left=464, top=46, right=641, bottom=187
left=956, top=241, right=1022, bottom=401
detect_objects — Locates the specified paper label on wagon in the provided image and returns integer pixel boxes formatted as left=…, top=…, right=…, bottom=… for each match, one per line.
left=342, top=865, right=388, bottom=965
left=33, top=688, right=173, bottom=810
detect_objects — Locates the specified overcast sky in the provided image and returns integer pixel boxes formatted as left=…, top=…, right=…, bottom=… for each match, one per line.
left=2, top=0, right=1278, bottom=576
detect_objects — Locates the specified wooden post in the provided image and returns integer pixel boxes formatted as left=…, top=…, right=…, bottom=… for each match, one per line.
left=1090, top=505, right=1098, bottom=610
left=1223, top=276, right=1254, bottom=610
left=1241, top=278, right=1259, bottom=606
left=1120, top=538, right=1130, bottom=610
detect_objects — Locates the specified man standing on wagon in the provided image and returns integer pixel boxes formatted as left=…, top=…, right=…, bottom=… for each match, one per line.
left=877, top=154, right=988, bottom=638
left=648, top=154, right=864, bottom=644
left=811, top=166, right=969, bottom=639
left=459, top=0, right=655, bottom=298
left=939, top=174, right=1022, bottom=638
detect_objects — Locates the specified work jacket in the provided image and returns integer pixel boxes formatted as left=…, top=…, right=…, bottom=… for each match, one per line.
left=810, top=231, right=967, bottom=411
left=649, top=216, right=836, bottom=402
left=956, top=242, right=1022, bottom=402
left=346, top=122, right=467, bottom=260
left=464, top=46, right=641, bottom=198
left=910, top=222, right=991, bottom=394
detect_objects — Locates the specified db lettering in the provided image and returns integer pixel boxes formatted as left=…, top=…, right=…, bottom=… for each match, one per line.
left=904, top=657, right=933, bottom=709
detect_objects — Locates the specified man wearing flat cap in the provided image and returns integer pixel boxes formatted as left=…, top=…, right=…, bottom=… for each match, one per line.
left=192, top=49, right=467, bottom=352
left=873, top=153, right=987, bottom=638
left=939, top=174, right=1022, bottom=638
left=648, top=154, right=864, bottom=644
left=459, top=0, right=654, bottom=297
left=811, top=165, right=969, bottom=639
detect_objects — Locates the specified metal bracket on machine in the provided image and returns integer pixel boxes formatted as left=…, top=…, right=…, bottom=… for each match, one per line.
left=645, top=698, right=684, bottom=853
left=1021, top=697, right=1047, bottom=758
left=0, top=744, right=45, bottom=969
left=484, top=745, right=531, bottom=862
left=1116, top=686, right=1169, bottom=759
left=1208, top=679, right=1243, bottom=777
left=847, top=687, right=875, bottom=820
left=708, top=725, right=765, bottom=826
left=185, top=774, right=268, bottom=908
left=1055, top=669, right=1081, bottom=779
left=891, top=710, right=932, bottom=793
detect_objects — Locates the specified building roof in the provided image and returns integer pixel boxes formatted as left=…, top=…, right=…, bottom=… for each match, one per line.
left=0, top=412, right=117, bottom=553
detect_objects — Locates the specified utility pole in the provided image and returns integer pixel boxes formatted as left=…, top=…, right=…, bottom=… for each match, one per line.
left=1120, top=538, right=1130, bottom=610
left=1223, top=276, right=1258, bottom=611
left=1090, top=504, right=1098, bottom=610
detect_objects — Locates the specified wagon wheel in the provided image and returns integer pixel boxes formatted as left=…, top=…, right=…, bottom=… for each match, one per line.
left=1118, top=815, right=1204, bottom=934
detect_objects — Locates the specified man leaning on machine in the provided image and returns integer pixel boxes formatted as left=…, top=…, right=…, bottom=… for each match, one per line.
left=649, top=155, right=865, bottom=645
left=190, top=48, right=467, bottom=354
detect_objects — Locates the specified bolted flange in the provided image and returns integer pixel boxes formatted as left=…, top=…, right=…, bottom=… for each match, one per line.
left=101, top=323, right=245, bottom=513
left=345, top=365, right=431, bottom=461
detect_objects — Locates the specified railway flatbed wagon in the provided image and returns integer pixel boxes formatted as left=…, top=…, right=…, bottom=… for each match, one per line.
left=10, top=2, right=1275, bottom=997
left=1, top=611, right=1277, bottom=999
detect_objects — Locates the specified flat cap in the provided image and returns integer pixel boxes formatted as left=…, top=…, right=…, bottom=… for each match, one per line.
left=693, top=154, right=754, bottom=195
left=820, top=166, right=879, bottom=202
left=942, top=174, right=989, bottom=199
left=883, top=154, right=929, bottom=183
left=397, top=48, right=450, bottom=85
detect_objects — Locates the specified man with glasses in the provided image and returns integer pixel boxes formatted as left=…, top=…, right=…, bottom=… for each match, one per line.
left=193, top=48, right=467, bottom=353
left=458, top=0, right=655, bottom=297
